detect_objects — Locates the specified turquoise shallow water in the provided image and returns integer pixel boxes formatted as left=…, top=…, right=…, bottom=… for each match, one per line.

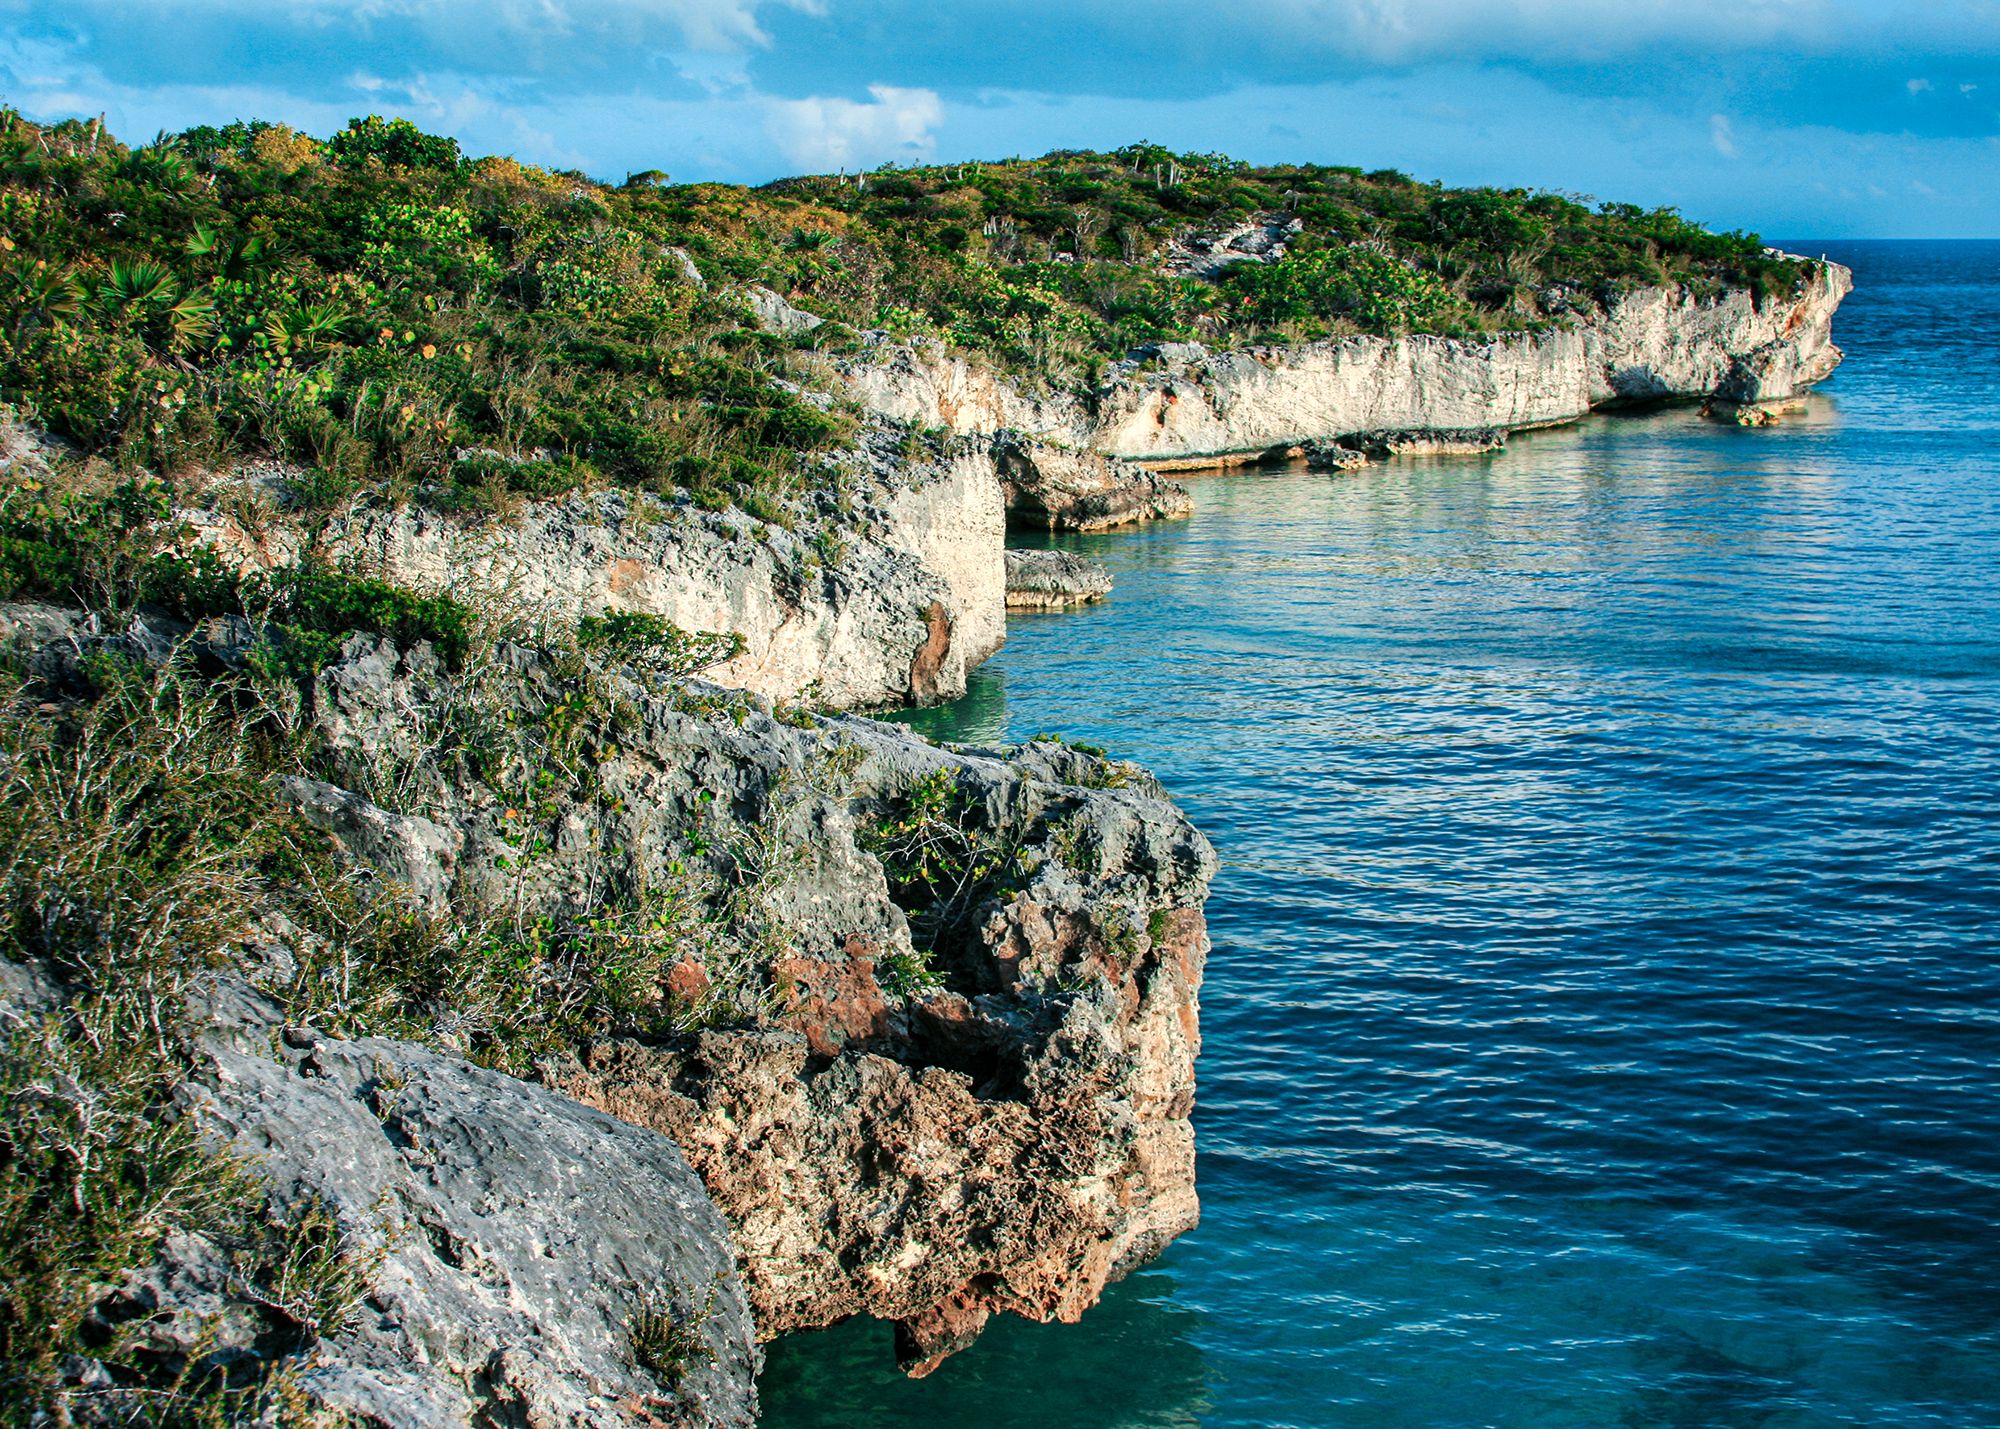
left=759, top=242, right=2000, bottom=1428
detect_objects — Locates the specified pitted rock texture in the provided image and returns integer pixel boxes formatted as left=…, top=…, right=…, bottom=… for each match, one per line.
left=303, top=637, right=1215, bottom=1376
left=556, top=730, right=1214, bottom=1376
left=994, top=433, right=1192, bottom=531
left=842, top=259, right=1851, bottom=465
left=0, top=954, right=758, bottom=1429
left=189, top=1011, right=760, bottom=1429
left=1005, top=549, right=1113, bottom=610
left=838, top=338, right=1086, bottom=440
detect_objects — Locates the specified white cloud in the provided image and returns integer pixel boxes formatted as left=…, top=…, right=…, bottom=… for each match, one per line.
left=1044, top=0, right=1995, bottom=68
left=765, top=82, right=942, bottom=170
left=1908, top=77, right=1933, bottom=94
left=1710, top=113, right=1739, bottom=157
left=72, top=0, right=820, bottom=55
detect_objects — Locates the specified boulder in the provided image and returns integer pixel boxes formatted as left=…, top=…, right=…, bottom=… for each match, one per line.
left=186, top=1008, right=762, bottom=1429
left=1005, top=549, right=1113, bottom=610
left=743, top=286, right=824, bottom=337
left=994, top=434, right=1191, bottom=532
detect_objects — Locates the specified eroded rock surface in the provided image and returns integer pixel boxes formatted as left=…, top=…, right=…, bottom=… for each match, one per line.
left=0, top=953, right=758, bottom=1429
left=186, top=423, right=1006, bottom=712
left=1005, top=549, right=1113, bottom=610
left=297, top=634, right=1213, bottom=1375
left=843, top=259, right=1852, bottom=465
left=995, top=434, right=1192, bottom=531
left=193, top=1011, right=761, bottom=1429
left=554, top=729, right=1213, bottom=1376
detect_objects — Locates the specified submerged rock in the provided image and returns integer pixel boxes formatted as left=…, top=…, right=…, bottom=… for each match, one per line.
left=1005, top=549, right=1114, bottom=610
left=1300, top=428, right=1508, bottom=470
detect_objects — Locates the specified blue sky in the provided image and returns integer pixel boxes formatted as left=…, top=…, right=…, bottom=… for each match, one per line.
left=2, top=0, right=1995, bottom=236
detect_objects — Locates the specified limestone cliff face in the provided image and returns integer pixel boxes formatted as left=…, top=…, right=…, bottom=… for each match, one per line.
left=5, top=603, right=1214, bottom=1402
left=837, top=339, right=1087, bottom=439
left=841, top=259, right=1853, bottom=465
left=189, top=429, right=1006, bottom=713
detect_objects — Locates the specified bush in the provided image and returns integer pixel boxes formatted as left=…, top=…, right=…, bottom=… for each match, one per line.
left=0, top=663, right=375, bottom=1424
left=326, top=115, right=462, bottom=172
left=0, top=104, right=1809, bottom=532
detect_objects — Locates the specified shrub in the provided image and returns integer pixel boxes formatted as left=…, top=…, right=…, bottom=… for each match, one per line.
left=327, top=115, right=462, bottom=172
left=0, top=662, right=378, bottom=1424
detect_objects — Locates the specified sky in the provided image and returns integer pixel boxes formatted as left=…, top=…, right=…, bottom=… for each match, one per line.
left=1, top=0, right=1996, bottom=237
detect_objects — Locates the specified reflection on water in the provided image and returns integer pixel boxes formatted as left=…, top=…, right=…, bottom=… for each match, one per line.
left=761, top=242, right=2000, bottom=1428
left=884, top=663, right=1009, bottom=745
left=760, top=1271, right=1212, bottom=1429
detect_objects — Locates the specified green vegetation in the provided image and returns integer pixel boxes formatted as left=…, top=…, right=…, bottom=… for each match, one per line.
left=0, top=111, right=856, bottom=519
left=0, top=627, right=772, bottom=1418
left=0, top=658, right=374, bottom=1425
left=627, top=1275, right=720, bottom=1388
left=0, top=105, right=1813, bottom=1420
left=761, top=144, right=1804, bottom=376
left=861, top=766, right=1025, bottom=992
left=0, top=111, right=1804, bottom=515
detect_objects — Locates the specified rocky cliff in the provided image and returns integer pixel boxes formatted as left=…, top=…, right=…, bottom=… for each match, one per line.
left=0, top=252, right=1851, bottom=1428
left=1, top=590, right=1213, bottom=1416
left=842, top=258, right=1852, bottom=466
left=307, top=636, right=1212, bottom=1386
left=183, top=422, right=1006, bottom=713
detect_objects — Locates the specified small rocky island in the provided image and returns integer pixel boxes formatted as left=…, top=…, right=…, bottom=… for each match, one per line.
left=1005, top=549, right=1114, bottom=609
left=0, top=112, right=1845, bottom=1426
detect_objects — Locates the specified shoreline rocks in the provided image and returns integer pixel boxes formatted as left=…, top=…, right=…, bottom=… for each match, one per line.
left=1005, top=549, right=1114, bottom=610
left=840, top=259, right=1852, bottom=468
left=554, top=725, right=1213, bottom=1378
left=994, top=433, right=1192, bottom=531
left=304, top=634, right=1215, bottom=1382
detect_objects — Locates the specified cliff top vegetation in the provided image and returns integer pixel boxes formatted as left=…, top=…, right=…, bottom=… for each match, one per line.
left=0, top=110, right=1804, bottom=526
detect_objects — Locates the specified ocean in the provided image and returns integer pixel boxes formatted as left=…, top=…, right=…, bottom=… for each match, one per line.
left=760, top=241, right=2000, bottom=1429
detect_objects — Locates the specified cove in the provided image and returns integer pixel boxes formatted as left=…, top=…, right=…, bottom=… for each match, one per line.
left=760, top=241, right=2000, bottom=1429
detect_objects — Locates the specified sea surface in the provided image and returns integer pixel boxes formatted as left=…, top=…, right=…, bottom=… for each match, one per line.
left=759, top=241, right=2000, bottom=1428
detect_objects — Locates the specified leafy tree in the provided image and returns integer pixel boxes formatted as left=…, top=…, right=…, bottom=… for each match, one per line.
left=327, top=114, right=462, bottom=171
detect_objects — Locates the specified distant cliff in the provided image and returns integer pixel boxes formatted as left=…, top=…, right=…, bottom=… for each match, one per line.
left=843, top=256, right=1853, bottom=465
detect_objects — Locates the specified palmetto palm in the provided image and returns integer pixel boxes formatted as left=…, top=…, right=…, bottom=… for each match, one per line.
left=97, top=258, right=179, bottom=310
left=262, top=302, right=351, bottom=356
left=92, top=259, right=217, bottom=354
left=187, top=224, right=278, bottom=282
left=160, top=289, right=219, bottom=352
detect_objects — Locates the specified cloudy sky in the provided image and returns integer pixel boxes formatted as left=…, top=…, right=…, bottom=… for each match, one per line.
left=2, top=0, right=1995, bottom=236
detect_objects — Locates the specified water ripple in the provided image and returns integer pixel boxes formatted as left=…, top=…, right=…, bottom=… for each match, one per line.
left=763, top=241, right=2000, bottom=1428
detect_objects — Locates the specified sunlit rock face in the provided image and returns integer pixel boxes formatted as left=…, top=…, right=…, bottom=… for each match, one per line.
left=843, top=259, right=1852, bottom=467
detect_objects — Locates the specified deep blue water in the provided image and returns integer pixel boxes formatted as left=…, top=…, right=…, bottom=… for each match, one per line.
left=760, top=242, right=2000, bottom=1428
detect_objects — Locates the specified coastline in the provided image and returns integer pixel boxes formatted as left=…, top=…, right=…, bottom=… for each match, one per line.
left=0, top=246, right=1850, bottom=1424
